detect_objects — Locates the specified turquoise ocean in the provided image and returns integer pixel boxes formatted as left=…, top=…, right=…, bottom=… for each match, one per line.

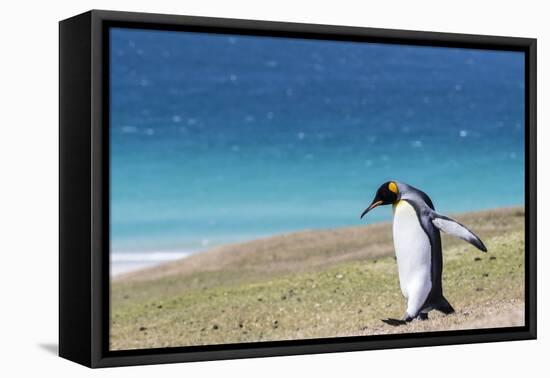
left=109, top=28, right=525, bottom=274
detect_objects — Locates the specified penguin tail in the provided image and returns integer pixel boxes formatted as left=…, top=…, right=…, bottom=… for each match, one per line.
left=435, top=297, right=455, bottom=315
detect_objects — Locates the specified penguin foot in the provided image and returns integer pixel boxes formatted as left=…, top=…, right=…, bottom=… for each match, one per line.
left=417, top=313, right=429, bottom=321
left=381, top=318, right=409, bottom=326
left=382, top=313, right=422, bottom=326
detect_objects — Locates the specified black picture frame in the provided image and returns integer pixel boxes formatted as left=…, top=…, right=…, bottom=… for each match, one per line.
left=59, top=9, right=537, bottom=368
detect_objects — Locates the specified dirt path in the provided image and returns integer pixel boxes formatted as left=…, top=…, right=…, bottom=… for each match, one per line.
left=347, top=299, right=524, bottom=336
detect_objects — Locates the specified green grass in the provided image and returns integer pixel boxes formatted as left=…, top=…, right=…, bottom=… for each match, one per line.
left=110, top=207, right=525, bottom=350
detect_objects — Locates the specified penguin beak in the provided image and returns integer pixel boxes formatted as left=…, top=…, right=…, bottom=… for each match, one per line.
left=360, top=200, right=383, bottom=219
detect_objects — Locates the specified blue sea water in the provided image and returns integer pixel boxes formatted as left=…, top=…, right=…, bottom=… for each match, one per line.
left=109, top=28, right=525, bottom=272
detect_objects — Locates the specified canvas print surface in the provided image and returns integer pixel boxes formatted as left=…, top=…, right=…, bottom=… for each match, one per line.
left=109, top=28, right=525, bottom=351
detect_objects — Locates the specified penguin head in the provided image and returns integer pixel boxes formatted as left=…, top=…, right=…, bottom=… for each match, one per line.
left=360, top=181, right=399, bottom=219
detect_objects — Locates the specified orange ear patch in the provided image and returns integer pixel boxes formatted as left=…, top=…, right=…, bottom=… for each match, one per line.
left=388, top=182, right=398, bottom=193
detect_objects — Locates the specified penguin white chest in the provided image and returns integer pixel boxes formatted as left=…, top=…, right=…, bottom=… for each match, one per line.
left=392, top=200, right=432, bottom=299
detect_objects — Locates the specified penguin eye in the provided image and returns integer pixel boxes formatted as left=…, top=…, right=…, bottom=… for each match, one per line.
left=388, top=182, right=398, bottom=194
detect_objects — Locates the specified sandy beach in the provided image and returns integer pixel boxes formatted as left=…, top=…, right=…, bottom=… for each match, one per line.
left=110, top=207, right=525, bottom=351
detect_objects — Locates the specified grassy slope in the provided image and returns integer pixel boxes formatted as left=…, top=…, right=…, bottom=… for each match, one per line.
left=111, top=207, right=525, bottom=350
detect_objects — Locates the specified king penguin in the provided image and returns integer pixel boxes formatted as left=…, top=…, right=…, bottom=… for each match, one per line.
left=360, top=181, right=487, bottom=325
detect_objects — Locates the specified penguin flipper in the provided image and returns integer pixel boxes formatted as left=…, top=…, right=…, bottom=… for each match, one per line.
left=431, top=213, right=487, bottom=252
